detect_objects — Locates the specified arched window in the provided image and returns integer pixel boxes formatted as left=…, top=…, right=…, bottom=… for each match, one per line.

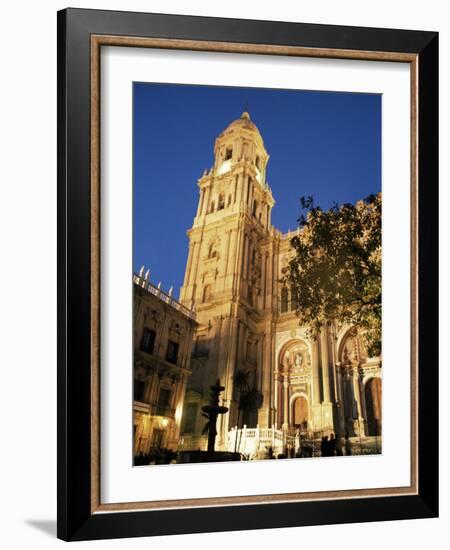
left=224, top=146, right=233, bottom=160
left=218, top=194, right=225, bottom=210
left=255, top=155, right=260, bottom=169
left=140, top=327, right=156, bottom=354
left=252, top=199, right=258, bottom=217
left=203, top=284, right=212, bottom=303
left=280, top=287, right=289, bottom=313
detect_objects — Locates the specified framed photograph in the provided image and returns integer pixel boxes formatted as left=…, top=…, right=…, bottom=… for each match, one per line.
left=57, top=8, right=438, bottom=541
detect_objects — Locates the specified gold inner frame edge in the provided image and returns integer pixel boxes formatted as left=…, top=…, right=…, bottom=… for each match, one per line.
left=90, top=35, right=419, bottom=514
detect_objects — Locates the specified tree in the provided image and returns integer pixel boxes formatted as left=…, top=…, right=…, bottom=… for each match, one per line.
left=233, top=369, right=263, bottom=452
left=286, top=193, right=381, bottom=356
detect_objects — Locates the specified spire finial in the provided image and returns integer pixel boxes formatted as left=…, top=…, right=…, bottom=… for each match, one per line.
left=241, top=100, right=250, bottom=120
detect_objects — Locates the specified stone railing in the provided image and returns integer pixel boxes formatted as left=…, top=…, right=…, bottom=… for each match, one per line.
left=227, top=425, right=298, bottom=458
left=133, top=274, right=196, bottom=320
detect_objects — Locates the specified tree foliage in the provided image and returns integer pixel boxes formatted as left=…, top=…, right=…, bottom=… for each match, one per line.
left=286, top=193, right=382, bottom=356
left=233, top=369, right=263, bottom=452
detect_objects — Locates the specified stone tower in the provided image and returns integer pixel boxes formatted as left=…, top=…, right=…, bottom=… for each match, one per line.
left=179, top=112, right=275, bottom=448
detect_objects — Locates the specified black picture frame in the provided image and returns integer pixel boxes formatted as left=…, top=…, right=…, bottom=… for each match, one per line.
left=57, top=8, right=438, bottom=541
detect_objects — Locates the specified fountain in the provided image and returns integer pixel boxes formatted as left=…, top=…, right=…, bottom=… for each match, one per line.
left=201, top=379, right=229, bottom=452
left=177, top=379, right=242, bottom=463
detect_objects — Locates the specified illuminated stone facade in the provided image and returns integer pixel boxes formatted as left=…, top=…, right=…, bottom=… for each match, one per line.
left=133, top=273, right=197, bottom=456
left=178, top=112, right=382, bottom=452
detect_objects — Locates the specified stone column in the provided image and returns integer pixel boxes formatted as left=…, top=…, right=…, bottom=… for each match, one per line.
left=262, top=253, right=268, bottom=310
left=224, top=317, right=238, bottom=400
left=342, top=370, right=352, bottom=423
left=233, top=174, right=238, bottom=204
left=196, top=188, right=204, bottom=217
left=360, top=377, right=368, bottom=417
left=189, top=241, right=201, bottom=303
left=227, top=320, right=241, bottom=429
left=202, top=185, right=211, bottom=216
left=260, top=251, right=266, bottom=310
left=359, top=376, right=368, bottom=429
left=273, top=370, right=279, bottom=429
left=256, top=335, right=264, bottom=391
left=144, top=366, right=156, bottom=404
left=222, top=229, right=232, bottom=289
left=182, top=244, right=193, bottom=289
left=311, top=336, right=321, bottom=405
left=258, top=327, right=272, bottom=427
left=218, top=321, right=231, bottom=449
left=228, top=228, right=237, bottom=273
left=320, top=325, right=331, bottom=403
left=353, top=366, right=366, bottom=436
left=335, top=362, right=346, bottom=434
left=266, top=243, right=275, bottom=311
left=283, top=376, right=289, bottom=428
left=231, top=224, right=243, bottom=297
left=242, top=235, right=249, bottom=301
left=181, top=241, right=195, bottom=291
left=211, top=316, right=223, bottom=383
left=238, top=171, right=246, bottom=206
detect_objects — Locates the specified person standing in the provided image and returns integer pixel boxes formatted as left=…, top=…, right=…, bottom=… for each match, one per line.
left=320, top=436, right=329, bottom=457
left=345, top=433, right=352, bottom=456
left=336, top=434, right=344, bottom=456
left=329, top=433, right=337, bottom=456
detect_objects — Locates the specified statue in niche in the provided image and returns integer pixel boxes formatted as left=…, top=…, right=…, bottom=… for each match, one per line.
left=294, top=352, right=303, bottom=368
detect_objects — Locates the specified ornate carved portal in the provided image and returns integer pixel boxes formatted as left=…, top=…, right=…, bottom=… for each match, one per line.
left=277, top=340, right=311, bottom=428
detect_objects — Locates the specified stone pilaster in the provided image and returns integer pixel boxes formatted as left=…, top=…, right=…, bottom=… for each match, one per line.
left=320, top=325, right=331, bottom=403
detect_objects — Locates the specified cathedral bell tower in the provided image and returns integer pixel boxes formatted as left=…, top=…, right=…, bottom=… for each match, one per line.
left=179, top=112, right=275, bottom=449
left=180, top=111, right=274, bottom=310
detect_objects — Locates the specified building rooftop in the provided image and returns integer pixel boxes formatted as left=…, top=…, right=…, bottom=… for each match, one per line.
left=133, top=271, right=196, bottom=321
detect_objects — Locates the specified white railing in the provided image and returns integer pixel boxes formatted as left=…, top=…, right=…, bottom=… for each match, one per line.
left=227, top=425, right=300, bottom=458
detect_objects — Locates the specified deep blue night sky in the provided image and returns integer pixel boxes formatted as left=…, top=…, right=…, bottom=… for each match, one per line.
left=133, top=83, right=381, bottom=299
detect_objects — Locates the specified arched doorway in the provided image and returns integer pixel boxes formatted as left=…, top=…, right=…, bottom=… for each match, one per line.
left=365, top=378, right=382, bottom=436
left=292, top=395, right=309, bottom=429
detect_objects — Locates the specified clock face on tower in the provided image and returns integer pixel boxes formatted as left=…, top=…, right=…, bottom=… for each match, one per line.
left=216, top=159, right=232, bottom=176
